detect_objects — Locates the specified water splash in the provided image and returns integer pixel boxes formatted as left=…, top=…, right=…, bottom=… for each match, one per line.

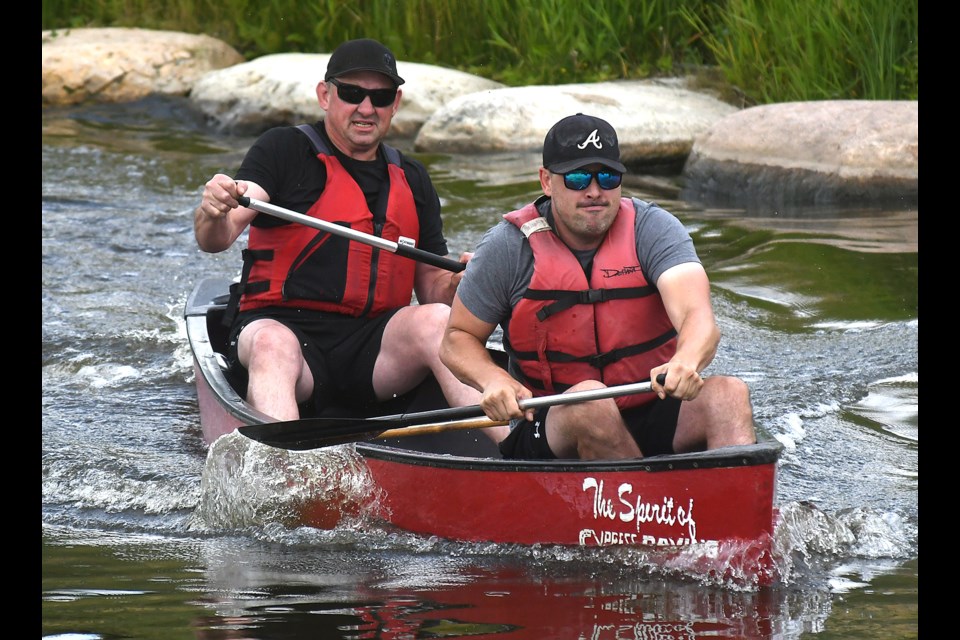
left=771, top=501, right=916, bottom=585
left=190, top=432, right=381, bottom=531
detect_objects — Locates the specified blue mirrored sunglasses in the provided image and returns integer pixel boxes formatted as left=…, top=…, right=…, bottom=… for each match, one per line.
left=329, top=78, right=397, bottom=107
left=561, top=169, right=623, bottom=191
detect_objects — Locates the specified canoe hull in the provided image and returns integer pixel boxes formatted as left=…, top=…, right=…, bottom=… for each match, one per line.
left=361, top=447, right=778, bottom=548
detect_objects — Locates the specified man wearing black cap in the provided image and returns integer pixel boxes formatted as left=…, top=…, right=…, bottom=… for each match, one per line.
left=440, top=114, right=756, bottom=460
left=193, top=39, right=504, bottom=439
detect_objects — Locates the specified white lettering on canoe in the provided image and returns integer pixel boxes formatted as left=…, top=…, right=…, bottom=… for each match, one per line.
left=581, top=477, right=698, bottom=543
left=587, top=622, right=696, bottom=640
left=579, top=529, right=700, bottom=547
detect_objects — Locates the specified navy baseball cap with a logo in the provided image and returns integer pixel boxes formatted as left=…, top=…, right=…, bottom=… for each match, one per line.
left=542, top=113, right=627, bottom=173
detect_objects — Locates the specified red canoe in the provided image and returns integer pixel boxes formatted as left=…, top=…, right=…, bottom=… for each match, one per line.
left=185, top=278, right=783, bottom=584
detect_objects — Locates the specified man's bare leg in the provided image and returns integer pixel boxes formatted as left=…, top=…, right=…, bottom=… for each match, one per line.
left=543, top=381, right=643, bottom=460
left=375, top=304, right=510, bottom=443
left=673, top=376, right=756, bottom=453
left=236, top=319, right=315, bottom=422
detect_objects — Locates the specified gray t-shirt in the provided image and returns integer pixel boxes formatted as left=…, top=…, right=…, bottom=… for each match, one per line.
left=458, top=197, right=700, bottom=328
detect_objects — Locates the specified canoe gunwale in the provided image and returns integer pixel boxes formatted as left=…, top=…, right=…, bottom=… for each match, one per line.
left=356, top=439, right=782, bottom=472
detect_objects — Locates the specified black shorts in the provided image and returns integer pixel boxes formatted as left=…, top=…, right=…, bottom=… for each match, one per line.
left=497, top=396, right=683, bottom=460
left=227, top=306, right=400, bottom=414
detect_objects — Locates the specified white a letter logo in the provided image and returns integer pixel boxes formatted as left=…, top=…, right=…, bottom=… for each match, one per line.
left=578, top=129, right=603, bottom=150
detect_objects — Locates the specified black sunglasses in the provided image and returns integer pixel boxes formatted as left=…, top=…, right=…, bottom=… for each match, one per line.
left=329, top=78, right=397, bottom=108
left=560, top=169, right=623, bottom=191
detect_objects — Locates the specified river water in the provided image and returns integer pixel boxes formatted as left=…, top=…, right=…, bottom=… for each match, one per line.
left=42, top=96, right=918, bottom=640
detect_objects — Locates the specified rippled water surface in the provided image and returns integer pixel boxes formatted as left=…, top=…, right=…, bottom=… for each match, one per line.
left=42, top=97, right=917, bottom=639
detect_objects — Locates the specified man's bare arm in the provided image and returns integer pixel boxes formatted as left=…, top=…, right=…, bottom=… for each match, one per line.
left=412, top=252, right=472, bottom=305
left=440, top=295, right=534, bottom=421
left=194, top=175, right=267, bottom=253
left=652, top=262, right=720, bottom=400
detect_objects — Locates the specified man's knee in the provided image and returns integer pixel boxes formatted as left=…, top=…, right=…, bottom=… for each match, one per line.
left=406, top=303, right=452, bottom=339
left=707, top=376, right=750, bottom=402
left=568, top=379, right=607, bottom=392
left=246, top=323, right=295, bottom=352
left=241, top=322, right=301, bottom=367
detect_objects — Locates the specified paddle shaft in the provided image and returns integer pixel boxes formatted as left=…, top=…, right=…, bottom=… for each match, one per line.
left=238, top=374, right=668, bottom=450
left=518, top=376, right=664, bottom=411
left=237, top=196, right=465, bottom=273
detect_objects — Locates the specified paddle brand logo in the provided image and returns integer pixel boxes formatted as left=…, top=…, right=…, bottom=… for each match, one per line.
left=578, top=129, right=603, bottom=150
left=577, top=477, right=700, bottom=547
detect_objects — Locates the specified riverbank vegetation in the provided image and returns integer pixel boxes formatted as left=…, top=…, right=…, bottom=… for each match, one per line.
left=42, top=0, right=918, bottom=105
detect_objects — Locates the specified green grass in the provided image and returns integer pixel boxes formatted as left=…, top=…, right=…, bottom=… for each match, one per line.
left=41, top=0, right=917, bottom=105
left=682, top=0, right=919, bottom=102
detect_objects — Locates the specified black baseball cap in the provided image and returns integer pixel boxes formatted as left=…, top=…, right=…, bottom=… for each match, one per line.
left=325, top=38, right=405, bottom=86
left=542, top=113, right=627, bottom=173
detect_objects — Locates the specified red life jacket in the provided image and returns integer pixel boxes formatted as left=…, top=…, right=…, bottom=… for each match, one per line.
left=238, top=127, right=419, bottom=318
left=503, top=199, right=677, bottom=409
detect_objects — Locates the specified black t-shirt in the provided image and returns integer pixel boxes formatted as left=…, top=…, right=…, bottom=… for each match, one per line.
left=234, top=122, right=448, bottom=256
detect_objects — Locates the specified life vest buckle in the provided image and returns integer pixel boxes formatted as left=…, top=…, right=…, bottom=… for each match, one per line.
left=581, top=289, right=605, bottom=304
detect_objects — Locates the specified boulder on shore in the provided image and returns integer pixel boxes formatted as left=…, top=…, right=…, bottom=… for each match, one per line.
left=41, top=28, right=918, bottom=208
left=682, top=100, right=918, bottom=207
left=42, top=27, right=244, bottom=107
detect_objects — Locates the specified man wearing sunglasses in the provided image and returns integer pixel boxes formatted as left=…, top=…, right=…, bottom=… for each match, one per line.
left=193, top=39, right=506, bottom=441
left=440, top=114, right=756, bottom=460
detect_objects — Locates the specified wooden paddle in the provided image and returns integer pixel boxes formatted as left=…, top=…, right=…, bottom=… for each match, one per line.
left=238, top=375, right=666, bottom=450
left=237, top=196, right=465, bottom=273
left=377, top=417, right=508, bottom=439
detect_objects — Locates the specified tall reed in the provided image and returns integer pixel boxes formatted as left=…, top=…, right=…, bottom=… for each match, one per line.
left=41, top=0, right=918, bottom=104
left=683, top=0, right=918, bottom=102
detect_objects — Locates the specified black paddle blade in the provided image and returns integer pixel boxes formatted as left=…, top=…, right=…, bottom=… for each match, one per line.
left=238, top=421, right=387, bottom=450
left=237, top=404, right=486, bottom=450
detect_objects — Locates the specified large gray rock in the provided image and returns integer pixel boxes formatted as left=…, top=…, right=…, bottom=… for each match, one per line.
left=41, top=28, right=918, bottom=207
left=189, top=53, right=504, bottom=136
left=681, top=100, right=919, bottom=206
left=414, top=80, right=739, bottom=173
left=42, top=28, right=244, bottom=106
